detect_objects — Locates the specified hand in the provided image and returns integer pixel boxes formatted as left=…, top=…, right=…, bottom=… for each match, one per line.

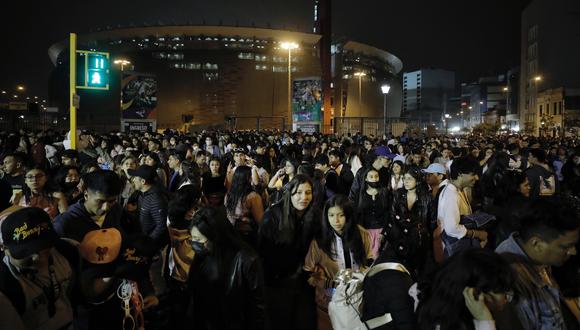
left=474, top=230, right=488, bottom=241
left=227, top=162, right=233, bottom=173
left=143, top=295, right=159, bottom=310
left=277, top=168, right=285, bottom=176
left=463, top=287, right=493, bottom=321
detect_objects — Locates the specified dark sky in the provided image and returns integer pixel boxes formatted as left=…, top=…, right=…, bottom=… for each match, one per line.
left=1, top=0, right=530, bottom=99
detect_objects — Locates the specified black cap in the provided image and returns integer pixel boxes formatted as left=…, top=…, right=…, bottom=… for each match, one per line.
left=1, top=207, right=58, bottom=259
left=61, top=149, right=79, bottom=159
left=232, top=147, right=247, bottom=155
left=127, top=165, right=157, bottom=182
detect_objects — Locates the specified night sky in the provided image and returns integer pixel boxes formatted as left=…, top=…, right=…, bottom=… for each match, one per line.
left=1, top=0, right=530, bottom=99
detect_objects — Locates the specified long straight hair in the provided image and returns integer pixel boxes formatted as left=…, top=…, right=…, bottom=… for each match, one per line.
left=318, top=195, right=367, bottom=267
left=225, top=166, right=253, bottom=215
left=277, top=174, right=313, bottom=244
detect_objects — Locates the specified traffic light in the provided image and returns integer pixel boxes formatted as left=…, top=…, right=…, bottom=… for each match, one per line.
left=76, top=50, right=110, bottom=90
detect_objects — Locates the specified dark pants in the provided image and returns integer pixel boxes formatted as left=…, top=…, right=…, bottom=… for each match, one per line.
left=265, top=284, right=316, bottom=330
left=167, top=278, right=193, bottom=329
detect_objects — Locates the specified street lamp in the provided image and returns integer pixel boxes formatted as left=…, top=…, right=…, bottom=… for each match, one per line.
left=354, top=72, right=366, bottom=117
left=16, top=85, right=25, bottom=92
left=113, top=59, right=132, bottom=116
left=280, top=42, right=299, bottom=131
left=381, top=84, right=391, bottom=136
left=444, top=113, right=451, bottom=134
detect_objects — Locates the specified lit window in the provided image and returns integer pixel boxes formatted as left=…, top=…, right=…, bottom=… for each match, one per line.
left=238, top=52, right=254, bottom=60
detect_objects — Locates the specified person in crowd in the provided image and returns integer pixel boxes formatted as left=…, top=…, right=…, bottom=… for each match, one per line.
left=167, top=150, right=184, bottom=193
left=417, top=249, right=515, bottom=330
left=356, top=167, right=390, bottom=257
left=95, top=138, right=114, bottom=170
left=304, top=195, right=373, bottom=330
left=348, top=146, right=393, bottom=200
left=496, top=197, right=580, bottom=329
left=314, top=154, right=341, bottom=202
left=225, top=165, right=264, bottom=247
left=128, top=165, right=168, bottom=249
left=188, top=207, right=267, bottom=329
left=437, top=157, right=487, bottom=258
left=408, top=148, right=430, bottom=169
left=203, top=135, right=221, bottom=157
left=328, top=149, right=354, bottom=194
left=144, top=152, right=168, bottom=188
left=1, top=152, right=26, bottom=195
left=14, top=166, right=67, bottom=220
left=60, top=149, right=80, bottom=167
left=166, top=184, right=202, bottom=329
left=390, top=166, right=434, bottom=275
left=226, top=147, right=259, bottom=189
left=423, top=163, right=448, bottom=200
left=53, top=170, right=124, bottom=242
left=202, top=156, right=227, bottom=207
left=258, top=174, right=321, bottom=330
left=561, top=150, right=580, bottom=196
left=268, top=158, right=298, bottom=204
left=53, top=165, right=82, bottom=206
left=0, top=207, right=77, bottom=330
left=115, top=155, right=138, bottom=207
left=177, top=160, right=201, bottom=190
left=194, top=150, right=210, bottom=176
left=526, top=148, right=556, bottom=200
left=388, top=160, right=405, bottom=193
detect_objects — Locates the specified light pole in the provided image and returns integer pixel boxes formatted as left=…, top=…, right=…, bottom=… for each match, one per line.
left=444, top=113, right=451, bottom=134
left=354, top=72, right=366, bottom=117
left=113, top=59, right=131, bottom=113
left=280, top=42, right=299, bottom=131
left=381, top=84, right=391, bottom=136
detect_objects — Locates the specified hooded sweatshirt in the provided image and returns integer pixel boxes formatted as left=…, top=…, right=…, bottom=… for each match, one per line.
left=53, top=200, right=123, bottom=243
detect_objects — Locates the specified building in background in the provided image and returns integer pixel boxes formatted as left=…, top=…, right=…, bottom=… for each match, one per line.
left=402, top=69, right=455, bottom=129
left=47, top=24, right=402, bottom=133
left=505, top=66, right=520, bottom=130
left=519, top=0, right=580, bottom=135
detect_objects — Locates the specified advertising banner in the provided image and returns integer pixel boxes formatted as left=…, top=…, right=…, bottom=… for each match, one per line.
left=121, top=119, right=156, bottom=133
left=121, top=72, right=157, bottom=119
left=292, top=77, right=322, bottom=123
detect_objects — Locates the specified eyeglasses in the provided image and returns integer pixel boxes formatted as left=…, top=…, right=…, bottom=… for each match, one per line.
left=25, top=174, right=45, bottom=180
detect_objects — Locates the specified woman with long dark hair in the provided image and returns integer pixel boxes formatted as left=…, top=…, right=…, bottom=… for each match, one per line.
left=187, top=207, right=267, bottom=330
left=225, top=165, right=264, bottom=247
left=357, top=167, right=390, bottom=258
left=202, top=156, right=226, bottom=207
left=53, top=165, right=82, bottom=206
left=417, top=249, right=514, bottom=330
left=115, top=155, right=138, bottom=207
left=389, top=166, right=434, bottom=277
left=388, top=160, right=405, bottom=193
left=267, top=158, right=298, bottom=204
left=304, top=195, right=372, bottom=330
left=258, top=174, right=321, bottom=330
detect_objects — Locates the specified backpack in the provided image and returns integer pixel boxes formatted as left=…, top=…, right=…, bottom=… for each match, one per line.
left=328, top=262, right=410, bottom=330
left=539, top=175, right=556, bottom=196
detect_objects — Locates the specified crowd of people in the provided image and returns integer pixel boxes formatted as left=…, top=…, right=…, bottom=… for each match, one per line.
left=0, top=127, right=579, bottom=330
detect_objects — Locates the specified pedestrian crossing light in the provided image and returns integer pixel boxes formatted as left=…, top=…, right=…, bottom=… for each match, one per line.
left=76, top=50, right=110, bottom=90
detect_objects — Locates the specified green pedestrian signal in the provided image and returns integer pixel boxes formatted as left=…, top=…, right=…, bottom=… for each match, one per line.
left=76, top=50, right=109, bottom=90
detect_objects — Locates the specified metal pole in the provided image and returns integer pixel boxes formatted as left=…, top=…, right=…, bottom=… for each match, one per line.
left=383, top=94, right=387, bottom=137
left=69, top=33, right=77, bottom=150
left=287, top=48, right=292, bottom=132
left=358, top=75, right=362, bottom=117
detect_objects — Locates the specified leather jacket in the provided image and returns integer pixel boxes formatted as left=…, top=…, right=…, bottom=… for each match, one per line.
left=188, top=247, right=267, bottom=330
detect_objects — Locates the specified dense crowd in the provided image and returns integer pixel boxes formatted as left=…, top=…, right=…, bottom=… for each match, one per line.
left=0, top=128, right=579, bottom=330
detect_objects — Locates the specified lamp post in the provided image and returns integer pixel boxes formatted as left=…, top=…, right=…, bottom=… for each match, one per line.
left=444, top=113, right=451, bottom=134
left=280, top=42, right=299, bottom=131
left=354, top=72, right=366, bottom=117
left=113, top=59, right=131, bottom=114
left=381, top=84, right=391, bottom=136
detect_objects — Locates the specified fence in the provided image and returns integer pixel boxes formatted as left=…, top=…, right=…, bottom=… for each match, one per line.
left=0, top=112, right=119, bottom=133
left=333, top=117, right=419, bottom=137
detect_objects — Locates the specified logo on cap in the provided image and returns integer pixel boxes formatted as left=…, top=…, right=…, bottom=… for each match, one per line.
left=13, top=222, right=50, bottom=241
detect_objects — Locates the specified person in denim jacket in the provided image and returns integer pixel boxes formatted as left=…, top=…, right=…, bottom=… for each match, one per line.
left=496, top=197, right=579, bottom=329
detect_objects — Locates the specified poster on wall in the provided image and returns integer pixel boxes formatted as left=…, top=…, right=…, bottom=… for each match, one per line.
left=121, top=119, right=156, bottom=133
left=121, top=72, right=158, bottom=119
left=292, top=77, right=322, bottom=123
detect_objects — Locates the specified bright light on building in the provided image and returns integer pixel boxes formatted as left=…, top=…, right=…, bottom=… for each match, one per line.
left=280, top=42, right=299, bottom=50
left=513, top=126, right=520, bottom=132
left=451, top=126, right=460, bottom=132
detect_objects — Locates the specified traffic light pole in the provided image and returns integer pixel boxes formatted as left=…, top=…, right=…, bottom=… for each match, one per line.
left=70, top=33, right=77, bottom=150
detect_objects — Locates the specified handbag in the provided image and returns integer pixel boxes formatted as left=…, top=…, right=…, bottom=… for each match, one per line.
left=539, top=175, right=556, bottom=196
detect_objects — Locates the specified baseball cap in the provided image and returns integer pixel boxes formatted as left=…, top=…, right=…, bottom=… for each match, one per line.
left=422, top=163, right=447, bottom=175
left=127, top=165, right=157, bottom=182
left=1, top=207, right=59, bottom=259
left=116, top=234, right=156, bottom=281
left=78, top=228, right=122, bottom=264
left=232, top=147, right=247, bottom=155
left=394, top=155, right=406, bottom=163
left=374, top=146, right=396, bottom=159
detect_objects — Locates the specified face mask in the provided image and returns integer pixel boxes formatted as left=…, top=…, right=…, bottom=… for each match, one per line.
left=191, top=241, right=209, bottom=258
left=63, top=181, right=79, bottom=190
left=366, top=181, right=381, bottom=189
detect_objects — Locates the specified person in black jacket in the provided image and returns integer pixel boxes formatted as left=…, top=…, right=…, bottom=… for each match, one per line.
left=187, top=207, right=268, bottom=330
left=258, top=174, right=321, bottom=330
left=127, top=165, right=168, bottom=248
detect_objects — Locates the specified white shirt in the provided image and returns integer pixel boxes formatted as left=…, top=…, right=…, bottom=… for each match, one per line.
left=437, top=183, right=469, bottom=239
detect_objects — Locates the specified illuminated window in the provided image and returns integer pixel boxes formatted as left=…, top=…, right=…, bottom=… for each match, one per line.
left=204, top=73, right=219, bottom=81
left=238, top=53, right=254, bottom=60
left=255, top=55, right=268, bottom=62
left=255, top=65, right=269, bottom=71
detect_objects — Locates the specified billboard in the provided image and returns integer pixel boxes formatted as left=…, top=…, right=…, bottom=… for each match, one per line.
left=121, top=73, right=157, bottom=119
left=292, top=77, right=322, bottom=123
